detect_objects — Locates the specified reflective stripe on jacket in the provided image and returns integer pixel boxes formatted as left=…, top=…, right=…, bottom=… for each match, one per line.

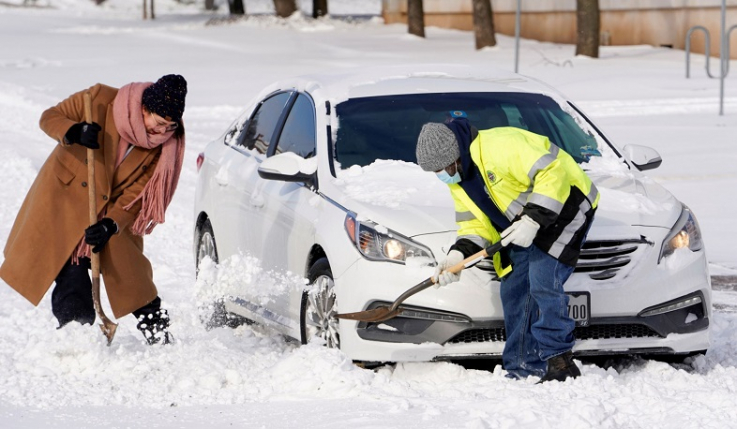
left=448, top=184, right=512, bottom=279
left=470, top=127, right=599, bottom=266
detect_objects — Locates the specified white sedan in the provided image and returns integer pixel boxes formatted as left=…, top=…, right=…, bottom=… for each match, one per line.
left=193, top=65, right=710, bottom=364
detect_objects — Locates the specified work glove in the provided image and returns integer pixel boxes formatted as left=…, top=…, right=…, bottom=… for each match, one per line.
left=501, top=215, right=540, bottom=248
left=85, top=218, right=118, bottom=253
left=65, top=122, right=101, bottom=149
left=433, top=250, right=464, bottom=288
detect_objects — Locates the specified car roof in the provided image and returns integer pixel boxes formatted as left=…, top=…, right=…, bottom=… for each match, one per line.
left=279, top=64, right=562, bottom=102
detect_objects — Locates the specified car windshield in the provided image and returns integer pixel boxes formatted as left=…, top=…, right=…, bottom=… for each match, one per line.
left=334, top=92, right=602, bottom=168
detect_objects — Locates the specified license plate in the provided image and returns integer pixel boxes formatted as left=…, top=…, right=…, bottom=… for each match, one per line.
left=567, top=292, right=590, bottom=326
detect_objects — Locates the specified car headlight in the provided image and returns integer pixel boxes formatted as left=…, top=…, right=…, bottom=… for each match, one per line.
left=659, top=205, right=703, bottom=262
left=344, top=214, right=434, bottom=264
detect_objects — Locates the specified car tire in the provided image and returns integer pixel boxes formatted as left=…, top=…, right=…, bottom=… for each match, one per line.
left=203, top=299, right=251, bottom=331
left=196, top=218, right=218, bottom=276
left=301, top=257, right=339, bottom=348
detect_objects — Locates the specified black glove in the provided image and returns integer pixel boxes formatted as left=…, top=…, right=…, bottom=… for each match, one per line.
left=65, top=122, right=101, bottom=149
left=85, top=218, right=118, bottom=253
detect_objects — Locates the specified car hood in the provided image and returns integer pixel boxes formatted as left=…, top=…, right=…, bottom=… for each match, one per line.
left=327, top=160, right=681, bottom=238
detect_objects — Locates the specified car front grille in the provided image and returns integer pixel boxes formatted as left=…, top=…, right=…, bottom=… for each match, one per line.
left=447, top=323, right=663, bottom=344
left=575, top=238, right=650, bottom=280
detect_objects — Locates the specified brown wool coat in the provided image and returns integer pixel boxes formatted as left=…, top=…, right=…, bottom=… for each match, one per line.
left=0, top=83, right=163, bottom=318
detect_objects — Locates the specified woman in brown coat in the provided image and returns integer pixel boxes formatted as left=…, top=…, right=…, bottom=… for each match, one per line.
left=0, top=74, right=187, bottom=345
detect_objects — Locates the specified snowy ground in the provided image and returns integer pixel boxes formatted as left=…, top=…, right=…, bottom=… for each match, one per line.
left=1, top=1, right=737, bottom=428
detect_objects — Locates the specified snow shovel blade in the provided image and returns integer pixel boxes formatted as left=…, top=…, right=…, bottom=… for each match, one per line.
left=92, top=274, right=118, bottom=346
left=99, top=321, right=118, bottom=346
left=336, top=241, right=503, bottom=323
left=335, top=306, right=404, bottom=323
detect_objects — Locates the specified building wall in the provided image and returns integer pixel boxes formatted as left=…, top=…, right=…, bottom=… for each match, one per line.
left=382, top=0, right=737, bottom=59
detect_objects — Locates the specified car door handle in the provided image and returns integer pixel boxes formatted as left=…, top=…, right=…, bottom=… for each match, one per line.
left=249, top=194, right=264, bottom=208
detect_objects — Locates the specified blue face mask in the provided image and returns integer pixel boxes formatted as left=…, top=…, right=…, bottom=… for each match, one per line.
left=436, top=170, right=461, bottom=184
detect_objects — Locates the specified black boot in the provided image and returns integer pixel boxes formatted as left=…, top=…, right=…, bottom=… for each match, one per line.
left=133, top=297, right=172, bottom=345
left=538, top=351, right=581, bottom=383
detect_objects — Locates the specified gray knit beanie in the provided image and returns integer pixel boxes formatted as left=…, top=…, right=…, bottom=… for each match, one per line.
left=416, top=123, right=460, bottom=172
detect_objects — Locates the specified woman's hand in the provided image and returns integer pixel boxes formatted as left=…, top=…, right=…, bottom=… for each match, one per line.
left=85, top=218, right=118, bottom=253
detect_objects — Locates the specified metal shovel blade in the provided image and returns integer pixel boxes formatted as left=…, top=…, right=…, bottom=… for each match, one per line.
left=92, top=275, right=118, bottom=346
left=336, top=306, right=403, bottom=323
left=336, top=277, right=435, bottom=323
left=99, top=322, right=118, bottom=346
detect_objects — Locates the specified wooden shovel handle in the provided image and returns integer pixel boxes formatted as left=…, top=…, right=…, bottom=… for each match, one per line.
left=387, top=241, right=504, bottom=312
left=84, top=92, right=117, bottom=345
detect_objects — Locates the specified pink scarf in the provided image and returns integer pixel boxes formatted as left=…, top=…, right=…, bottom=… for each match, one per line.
left=73, top=82, right=185, bottom=263
left=112, top=82, right=185, bottom=236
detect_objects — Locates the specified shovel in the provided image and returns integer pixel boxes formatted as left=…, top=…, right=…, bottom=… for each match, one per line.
left=336, top=241, right=503, bottom=323
left=84, top=92, right=118, bottom=345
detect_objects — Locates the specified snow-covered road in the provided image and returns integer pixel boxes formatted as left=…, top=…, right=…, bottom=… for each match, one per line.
left=1, top=1, right=737, bottom=428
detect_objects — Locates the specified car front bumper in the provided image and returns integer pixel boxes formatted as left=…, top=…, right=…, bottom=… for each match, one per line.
left=335, top=244, right=711, bottom=363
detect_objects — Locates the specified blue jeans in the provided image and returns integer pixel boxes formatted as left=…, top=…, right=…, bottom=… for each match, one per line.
left=500, top=245, right=575, bottom=378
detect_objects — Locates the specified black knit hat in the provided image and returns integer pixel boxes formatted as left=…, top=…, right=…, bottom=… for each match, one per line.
left=142, top=74, right=187, bottom=122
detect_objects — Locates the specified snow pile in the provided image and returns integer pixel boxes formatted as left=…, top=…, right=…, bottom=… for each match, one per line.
left=195, top=253, right=306, bottom=310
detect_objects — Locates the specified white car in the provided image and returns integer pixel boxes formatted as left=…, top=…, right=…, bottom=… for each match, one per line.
left=194, top=65, right=710, bottom=364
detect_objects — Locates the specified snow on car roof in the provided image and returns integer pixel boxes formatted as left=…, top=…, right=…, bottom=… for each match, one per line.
left=262, top=64, right=559, bottom=104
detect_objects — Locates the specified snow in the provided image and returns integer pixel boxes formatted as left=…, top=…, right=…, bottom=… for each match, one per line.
left=1, top=0, right=737, bottom=427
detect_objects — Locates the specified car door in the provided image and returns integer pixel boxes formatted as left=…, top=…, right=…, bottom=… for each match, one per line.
left=215, top=91, right=295, bottom=320
left=252, top=92, right=320, bottom=334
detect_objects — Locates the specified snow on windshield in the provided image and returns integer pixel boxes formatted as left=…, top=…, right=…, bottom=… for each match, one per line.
left=334, top=160, right=447, bottom=209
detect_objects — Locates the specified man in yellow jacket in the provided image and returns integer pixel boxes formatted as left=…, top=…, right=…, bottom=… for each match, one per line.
left=416, top=117, right=598, bottom=382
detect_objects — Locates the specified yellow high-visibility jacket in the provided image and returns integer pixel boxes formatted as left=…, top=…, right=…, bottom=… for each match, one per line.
left=448, top=183, right=512, bottom=279
left=468, top=127, right=599, bottom=266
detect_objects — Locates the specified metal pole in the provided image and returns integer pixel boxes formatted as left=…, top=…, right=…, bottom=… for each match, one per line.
left=514, top=0, right=521, bottom=73
left=720, top=0, right=726, bottom=115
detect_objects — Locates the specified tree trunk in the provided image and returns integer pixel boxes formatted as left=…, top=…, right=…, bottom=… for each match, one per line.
left=229, top=0, right=245, bottom=15
left=150, top=0, right=155, bottom=20
left=274, top=0, right=298, bottom=18
left=407, top=0, right=424, bottom=38
left=576, top=0, right=600, bottom=58
left=313, top=0, right=328, bottom=18
left=205, top=0, right=216, bottom=11
left=472, top=0, right=496, bottom=49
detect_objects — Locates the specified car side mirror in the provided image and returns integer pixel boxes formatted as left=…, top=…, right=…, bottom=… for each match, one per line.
left=258, top=152, right=317, bottom=188
left=623, top=144, right=662, bottom=171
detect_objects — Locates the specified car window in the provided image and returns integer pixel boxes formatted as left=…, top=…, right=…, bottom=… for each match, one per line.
left=500, top=103, right=529, bottom=130
left=273, top=93, right=316, bottom=158
left=237, top=92, right=291, bottom=155
left=334, top=92, right=602, bottom=168
left=543, top=109, right=600, bottom=160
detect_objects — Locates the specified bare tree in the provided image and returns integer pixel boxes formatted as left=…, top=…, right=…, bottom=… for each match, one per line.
left=313, top=0, right=328, bottom=18
left=472, top=0, right=496, bottom=49
left=407, top=0, right=424, bottom=38
left=142, top=0, right=155, bottom=20
left=274, top=0, right=298, bottom=18
left=228, top=0, right=245, bottom=15
left=576, top=0, right=600, bottom=58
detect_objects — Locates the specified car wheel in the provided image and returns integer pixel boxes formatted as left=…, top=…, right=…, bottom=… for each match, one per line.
left=196, top=218, right=218, bottom=275
left=301, top=257, right=339, bottom=348
left=203, top=299, right=251, bottom=331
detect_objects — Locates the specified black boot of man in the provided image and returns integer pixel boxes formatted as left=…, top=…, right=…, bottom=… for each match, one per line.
left=132, top=296, right=172, bottom=345
left=538, top=351, right=581, bottom=383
